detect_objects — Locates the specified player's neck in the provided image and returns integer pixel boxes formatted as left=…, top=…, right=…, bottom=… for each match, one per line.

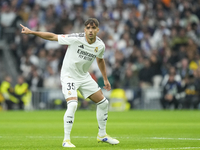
left=86, top=36, right=96, bottom=44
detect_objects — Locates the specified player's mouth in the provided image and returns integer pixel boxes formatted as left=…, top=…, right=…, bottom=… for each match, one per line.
left=89, top=33, right=93, bottom=36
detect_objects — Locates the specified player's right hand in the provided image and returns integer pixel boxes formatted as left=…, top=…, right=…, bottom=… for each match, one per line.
left=20, top=24, right=32, bottom=34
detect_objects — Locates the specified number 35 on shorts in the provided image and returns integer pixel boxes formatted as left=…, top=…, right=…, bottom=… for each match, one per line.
left=67, top=83, right=75, bottom=90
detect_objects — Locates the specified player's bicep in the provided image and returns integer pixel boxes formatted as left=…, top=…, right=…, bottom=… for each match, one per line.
left=58, top=34, right=77, bottom=45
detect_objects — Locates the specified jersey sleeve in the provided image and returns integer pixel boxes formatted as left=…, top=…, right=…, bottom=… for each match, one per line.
left=97, top=45, right=105, bottom=59
left=58, top=34, right=78, bottom=45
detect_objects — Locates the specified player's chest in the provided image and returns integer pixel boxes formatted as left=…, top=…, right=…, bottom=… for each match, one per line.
left=76, top=43, right=100, bottom=54
left=76, top=43, right=101, bottom=55
left=74, top=44, right=101, bottom=61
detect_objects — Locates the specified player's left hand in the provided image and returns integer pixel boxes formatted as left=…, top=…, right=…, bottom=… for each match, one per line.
left=103, top=79, right=111, bottom=91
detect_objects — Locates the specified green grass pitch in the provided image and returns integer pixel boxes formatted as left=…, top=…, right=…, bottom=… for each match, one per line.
left=0, top=110, right=200, bottom=150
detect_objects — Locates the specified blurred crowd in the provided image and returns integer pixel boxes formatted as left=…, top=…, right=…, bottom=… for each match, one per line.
left=0, top=0, right=200, bottom=109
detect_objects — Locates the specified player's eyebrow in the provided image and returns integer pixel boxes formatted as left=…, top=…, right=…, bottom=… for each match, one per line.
left=86, top=25, right=97, bottom=29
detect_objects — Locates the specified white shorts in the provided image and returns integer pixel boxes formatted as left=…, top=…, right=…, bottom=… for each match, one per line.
left=61, top=75, right=101, bottom=99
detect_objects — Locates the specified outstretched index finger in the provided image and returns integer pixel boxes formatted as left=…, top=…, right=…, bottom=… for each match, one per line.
left=20, top=24, right=25, bottom=28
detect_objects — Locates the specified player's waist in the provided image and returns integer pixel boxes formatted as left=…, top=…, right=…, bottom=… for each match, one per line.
left=60, top=72, right=89, bottom=80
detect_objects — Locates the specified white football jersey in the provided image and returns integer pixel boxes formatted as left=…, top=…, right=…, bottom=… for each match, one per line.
left=58, top=33, right=105, bottom=80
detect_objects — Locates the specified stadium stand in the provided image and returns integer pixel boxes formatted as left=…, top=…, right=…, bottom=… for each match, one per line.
left=0, top=0, right=200, bottom=110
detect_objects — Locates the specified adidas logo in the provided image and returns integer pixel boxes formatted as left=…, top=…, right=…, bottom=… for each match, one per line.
left=66, top=120, right=73, bottom=124
left=79, top=45, right=84, bottom=49
left=102, top=138, right=108, bottom=142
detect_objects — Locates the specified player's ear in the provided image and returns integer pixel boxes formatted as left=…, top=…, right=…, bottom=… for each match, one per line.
left=84, top=27, right=86, bottom=33
left=97, top=27, right=99, bottom=33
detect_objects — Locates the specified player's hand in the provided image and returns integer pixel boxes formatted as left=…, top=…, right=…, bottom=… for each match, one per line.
left=103, top=79, right=111, bottom=91
left=20, top=24, right=32, bottom=34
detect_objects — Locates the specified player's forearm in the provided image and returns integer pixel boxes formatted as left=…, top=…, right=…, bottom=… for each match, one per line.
left=97, top=59, right=108, bottom=81
left=30, top=31, right=58, bottom=41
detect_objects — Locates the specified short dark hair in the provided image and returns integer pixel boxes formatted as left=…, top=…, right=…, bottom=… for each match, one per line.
left=84, top=18, right=99, bottom=27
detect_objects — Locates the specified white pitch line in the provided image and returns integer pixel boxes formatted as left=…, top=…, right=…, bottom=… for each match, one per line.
left=25, top=136, right=117, bottom=139
left=1, top=136, right=200, bottom=150
left=149, top=137, right=200, bottom=141
left=134, top=147, right=200, bottom=150
left=1, top=136, right=200, bottom=141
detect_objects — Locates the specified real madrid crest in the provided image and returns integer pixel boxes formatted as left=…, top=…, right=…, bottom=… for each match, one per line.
left=68, top=91, right=72, bottom=95
left=94, top=47, right=98, bottom=52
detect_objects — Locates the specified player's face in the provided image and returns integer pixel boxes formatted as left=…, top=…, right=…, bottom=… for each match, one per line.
left=84, top=23, right=99, bottom=41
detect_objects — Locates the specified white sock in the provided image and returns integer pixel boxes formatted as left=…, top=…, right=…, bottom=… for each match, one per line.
left=96, top=98, right=109, bottom=137
left=63, top=100, right=78, bottom=141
